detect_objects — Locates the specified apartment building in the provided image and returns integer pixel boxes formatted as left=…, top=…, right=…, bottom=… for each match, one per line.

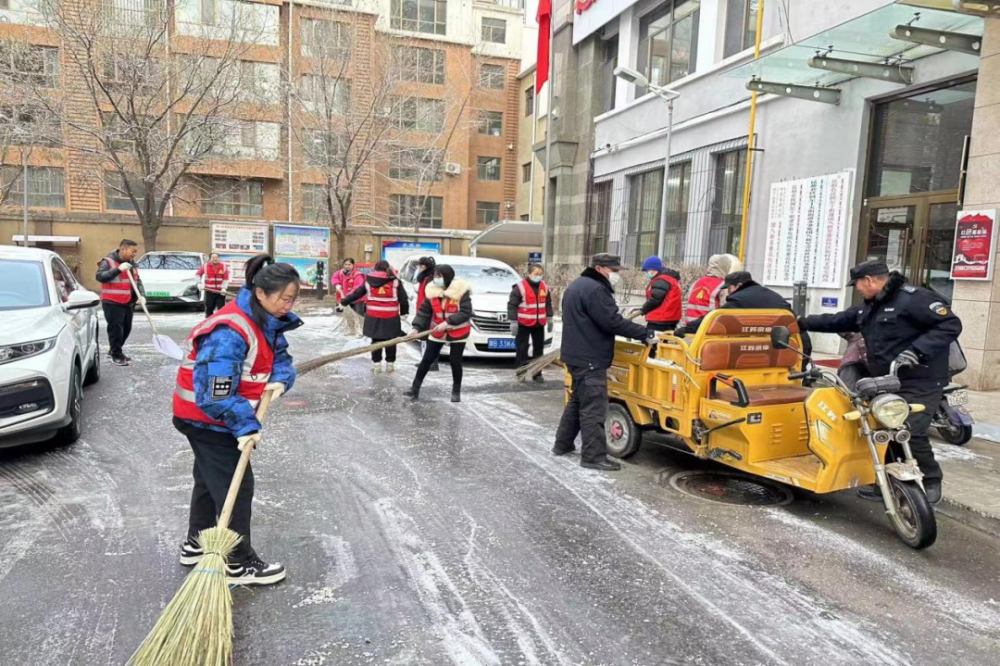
left=0, top=0, right=526, bottom=282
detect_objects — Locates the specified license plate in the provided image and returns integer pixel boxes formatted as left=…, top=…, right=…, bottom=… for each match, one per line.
left=946, top=390, right=969, bottom=406
left=146, top=291, right=171, bottom=298
left=487, top=338, right=517, bottom=351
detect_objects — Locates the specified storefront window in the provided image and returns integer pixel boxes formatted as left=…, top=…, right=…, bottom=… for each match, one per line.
left=708, top=148, right=747, bottom=257
left=625, top=169, right=663, bottom=266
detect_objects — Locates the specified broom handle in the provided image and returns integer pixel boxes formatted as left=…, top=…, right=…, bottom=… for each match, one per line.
left=124, top=269, right=161, bottom=338
left=294, top=329, right=437, bottom=376
left=517, top=309, right=643, bottom=379
left=218, top=389, right=275, bottom=531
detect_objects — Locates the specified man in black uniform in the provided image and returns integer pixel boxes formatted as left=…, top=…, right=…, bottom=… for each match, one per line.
left=554, top=254, right=653, bottom=471
left=675, top=271, right=789, bottom=337
left=799, top=261, right=962, bottom=504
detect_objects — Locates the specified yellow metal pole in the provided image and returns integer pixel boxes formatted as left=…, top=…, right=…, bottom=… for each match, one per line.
left=737, top=0, right=766, bottom=263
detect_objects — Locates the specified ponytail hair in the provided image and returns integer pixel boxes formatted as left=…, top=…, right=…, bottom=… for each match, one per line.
left=243, top=254, right=301, bottom=325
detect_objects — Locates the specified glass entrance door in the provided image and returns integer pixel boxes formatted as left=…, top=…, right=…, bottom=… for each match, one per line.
left=863, top=203, right=917, bottom=281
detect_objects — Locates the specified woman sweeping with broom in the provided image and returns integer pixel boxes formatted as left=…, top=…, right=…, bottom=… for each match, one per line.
left=173, top=254, right=302, bottom=586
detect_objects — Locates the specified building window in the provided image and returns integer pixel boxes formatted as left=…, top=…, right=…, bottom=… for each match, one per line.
left=0, top=43, right=59, bottom=88
left=201, top=177, right=264, bottom=217
left=724, top=0, right=758, bottom=58
left=389, top=194, right=443, bottom=228
left=390, top=0, right=447, bottom=36
left=299, top=75, right=351, bottom=114
left=105, top=173, right=147, bottom=212
left=477, top=156, right=501, bottom=181
left=393, top=46, right=445, bottom=84
left=524, top=87, right=534, bottom=116
left=302, top=129, right=344, bottom=168
left=481, top=17, right=506, bottom=44
left=637, top=0, right=699, bottom=89
left=708, top=148, right=748, bottom=256
left=388, top=145, right=442, bottom=181
left=476, top=201, right=500, bottom=225
left=392, top=97, right=445, bottom=132
left=2, top=166, right=65, bottom=208
left=0, top=106, right=59, bottom=146
left=587, top=180, right=613, bottom=257
left=301, top=19, right=351, bottom=60
left=663, top=161, right=691, bottom=263
left=302, top=183, right=327, bottom=221
left=601, top=34, right=619, bottom=114
left=477, top=110, right=502, bottom=136
left=625, top=169, right=663, bottom=266
left=479, top=64, right=505, bottom=90
left=522, top=162, right=531, bottom=183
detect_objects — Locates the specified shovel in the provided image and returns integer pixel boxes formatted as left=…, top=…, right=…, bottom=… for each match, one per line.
left=124, top=269, right=186, bottom=360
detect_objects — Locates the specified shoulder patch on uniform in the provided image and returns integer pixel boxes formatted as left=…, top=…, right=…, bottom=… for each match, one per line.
left=929, top=301, right=949, bottom=316
left=902, top=285, right=917, bottom=293
left=211, top=376, right=234, bottom=401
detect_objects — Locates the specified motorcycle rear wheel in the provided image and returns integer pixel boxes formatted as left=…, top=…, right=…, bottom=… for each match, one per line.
left=887, top=477, right=937, bottom=549
left=935, top=422, right=973, bottom=446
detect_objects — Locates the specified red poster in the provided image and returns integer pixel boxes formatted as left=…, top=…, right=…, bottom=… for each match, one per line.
left=951, top=210, right=997, bottom=281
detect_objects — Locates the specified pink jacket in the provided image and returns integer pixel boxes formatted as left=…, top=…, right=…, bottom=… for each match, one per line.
left=331, top=268, right=365, bottom=301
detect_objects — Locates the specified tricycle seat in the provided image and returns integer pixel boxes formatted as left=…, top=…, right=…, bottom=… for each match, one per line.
left=716, top=384, right=813, bottom=407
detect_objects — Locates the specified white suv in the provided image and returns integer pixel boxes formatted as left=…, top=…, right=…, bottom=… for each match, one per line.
left=0, top=246, right=101, bottom=448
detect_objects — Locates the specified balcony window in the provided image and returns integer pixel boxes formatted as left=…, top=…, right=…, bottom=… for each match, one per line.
left=479, top=64, right=505, bottom=90
left=391, top=97, right=445, bottom=132
left=390, top=0, right=447, bottom=36
left=476, top=201, right=500, bottom=225
left=724, top=0, right=758, bottom=59
left=389, top=194, right=443, bottom=228
left=201, top=177, right=264, bottom=217
left=524, top=87, right=534, bottom=116
left=0, top=0, right=46, bottom=27
left=203, top=120, right=281, bottom=161
left=708, top=148, right=747, bottom=256
left=303, top=129, right=345, bottom=169
left=0, top=106, right=59, bottom=146
left=2, top=166, right=65, bottom=208
left=477, top=156, right=500, bottom=181
left=477, top=110, right=502, bottom=136
left=393, top=46, right=446, bottom=85
left=0, top=43, right=59, bottom=88
left=481, top=17, right=506, bottom=44
left=176, top=0, right=280, bottom=47
left=637, top=0, right=699, bottom=89
left=299, top=75, right=352, bottom=115
left=388, top=145, right=442, bottom=181
left=302, top=183, right=328, bottom=221
left=301, top=19, right=351, bottom=60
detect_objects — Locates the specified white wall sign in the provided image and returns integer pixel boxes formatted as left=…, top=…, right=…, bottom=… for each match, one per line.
left=763, top=171, right=853, bottom=288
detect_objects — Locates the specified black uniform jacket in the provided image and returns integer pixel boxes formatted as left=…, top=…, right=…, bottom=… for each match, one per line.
left=560, top=268, right=649, bottom=371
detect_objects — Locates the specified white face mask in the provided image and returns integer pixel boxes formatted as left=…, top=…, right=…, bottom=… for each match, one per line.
left=608, top=271, right=621, bottom=286
left=529, top=275, right=543, bottom=284
left=645, top=271, right=658, bottom=280
left=432, top=277, right=445, bottom=288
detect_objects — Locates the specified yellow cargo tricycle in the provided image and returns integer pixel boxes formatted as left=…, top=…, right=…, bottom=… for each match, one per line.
left=593, top=309, right=936, bottom=549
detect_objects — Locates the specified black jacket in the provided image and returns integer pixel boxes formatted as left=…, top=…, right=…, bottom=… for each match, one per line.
left=507, top=279, right=555, bottom=325
left=560, top=268, right=649, bottom=371
left=96, top=250, right=143, bottom=303
left=640, top=268, right=680, bottom=316
left=802, top=272, right=962, bottom=387
left=342, top=273, right=409, bottom=340
left=683, top=280, right=789, bottom=334
left=412, top=278, right=474, bottom=341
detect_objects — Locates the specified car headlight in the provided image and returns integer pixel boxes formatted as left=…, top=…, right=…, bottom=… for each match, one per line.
left=0, top=338, right=58, bottom=365
left=871, top=394, right=909, bottom=429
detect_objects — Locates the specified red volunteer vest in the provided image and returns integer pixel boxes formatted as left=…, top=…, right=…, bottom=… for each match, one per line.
left=646, top=274, right=682, bottom=323
left=343, top=271, right=364, bottom=295
left=685, top=275, right=725, bottom=320
left=516, top=280, right=548, bottom=327
left=364, top=274, right=401, bottom=319
left=416, top=276, right=431, bottom=311
left=431, top=297, right=471, bottom=341
left=99, top=257, right=138, bottom=304
left=173, top=301, right=273, bottom=427
left=201, top=262, right=228, bottom=291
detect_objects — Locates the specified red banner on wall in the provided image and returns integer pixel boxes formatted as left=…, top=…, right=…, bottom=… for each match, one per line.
left=951, top=210, right=997, bottom=281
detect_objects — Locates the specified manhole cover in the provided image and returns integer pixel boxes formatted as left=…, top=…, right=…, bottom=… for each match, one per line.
left=669, top=471, right=793, bottom=506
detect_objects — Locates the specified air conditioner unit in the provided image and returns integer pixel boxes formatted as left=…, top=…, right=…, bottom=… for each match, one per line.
left=445, top=162, right=462, bottom=176
left=507, top=143, right=515, bottom=151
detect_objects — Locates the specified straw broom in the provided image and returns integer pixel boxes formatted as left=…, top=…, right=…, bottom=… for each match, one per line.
left=127, top=327, right=436, bottom=666
left=515, top=310, right=644, bottom=382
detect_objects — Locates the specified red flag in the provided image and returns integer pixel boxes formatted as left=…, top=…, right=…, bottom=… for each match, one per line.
left=536, top=0, right=551, bottom=94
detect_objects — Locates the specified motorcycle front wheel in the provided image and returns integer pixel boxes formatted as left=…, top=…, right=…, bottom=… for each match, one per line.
left=887, top=477, right=937, bottom=549
left=935, top=422, right=973, bottom=446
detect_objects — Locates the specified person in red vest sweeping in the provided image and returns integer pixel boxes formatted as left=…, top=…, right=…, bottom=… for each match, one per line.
left=683, top=253, right=742, bottom=323
left=340, top=260, right=409, bottom=374
left=638, top=256, right=682, bottom=333
left=197, top=252, right=230, bottom=318
left=331, top=257, right=365, bottom=313
left=95, top=239, right=144, bottom=366
left=405, top=265, right=473, bottom=403
left=413, top=256, right=440, bottom=372
left=173, top=254, right=302, bottom=586
left=508, top=263, right=554, bottom=382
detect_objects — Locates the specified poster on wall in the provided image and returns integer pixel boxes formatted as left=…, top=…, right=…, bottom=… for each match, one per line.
left=381, top=240, right=441, bottom=269
left=217, top=253, right=254, bottom=287
left=273, top=224, right=331, bottom=289
left=951, top=210, right=997, bottom=281
left=211, top=222, right=270, bottom=287
left=763, top=170, right=853, bottom=288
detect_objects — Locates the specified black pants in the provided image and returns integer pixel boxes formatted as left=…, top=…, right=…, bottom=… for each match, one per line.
left=175, top=418, right=256, bottom=564
left=102, top=301, right=134, bottom=358
left=414, top=340, right=465, bottom=389
left=371, top=338, right=397, bottom=363
left=515, top=325, right=546, bottom=369
left=204, top=291, right=226, bottom=318
left=554, top=366, right=609, bottom=464
left=895, top=385, right=944, bottom=482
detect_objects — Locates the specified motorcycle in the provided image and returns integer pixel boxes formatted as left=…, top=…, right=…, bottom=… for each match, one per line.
left=933, top=382, right=975, bottom=446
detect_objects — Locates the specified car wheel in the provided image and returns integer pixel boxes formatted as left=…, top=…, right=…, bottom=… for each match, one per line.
left=84, top=328, right=101, bottom=386
left=56, top=365, right=83, bottom=444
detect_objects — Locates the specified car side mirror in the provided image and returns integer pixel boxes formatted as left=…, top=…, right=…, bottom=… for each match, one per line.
left=770, top=326, right=791, bottom=350
left=65, top=289, right=100, bottom=311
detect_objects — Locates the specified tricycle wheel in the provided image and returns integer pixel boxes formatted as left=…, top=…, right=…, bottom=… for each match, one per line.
left=886, top=477, right=937, bottom=549
left=935, top=422, right=973, bottom=446
left=606, top=403, right=642, bottom=459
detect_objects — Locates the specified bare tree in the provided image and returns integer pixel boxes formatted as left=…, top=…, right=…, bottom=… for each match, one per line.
left=25, top=0, right=274, bottom=250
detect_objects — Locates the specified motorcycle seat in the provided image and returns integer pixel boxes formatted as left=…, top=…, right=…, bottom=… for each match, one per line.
left=716, top=384, right=813, bottom=407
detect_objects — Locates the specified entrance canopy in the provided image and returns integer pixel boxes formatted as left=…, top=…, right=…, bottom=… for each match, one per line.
left=725, top=2, right=983, bottom=90
left=469, top=221, right=543, bottom=255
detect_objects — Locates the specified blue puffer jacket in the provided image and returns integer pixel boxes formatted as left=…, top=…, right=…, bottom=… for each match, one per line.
left=184, top=287, right=302, bottom=437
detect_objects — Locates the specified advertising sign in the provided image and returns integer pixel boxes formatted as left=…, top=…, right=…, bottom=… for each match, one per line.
left=381, top=240, right=441, bottom=269
left=951, top=210, right=997, bottom=281
left=218, top=253, right=254, bottom=287
left=273, top=224, right=331, bottom=289
left=211, top=222, right=269, bottom=254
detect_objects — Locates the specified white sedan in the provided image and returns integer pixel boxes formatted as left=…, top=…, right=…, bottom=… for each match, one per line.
left=135, top=251, right=207, bottom=308
left=0, top=246, right=101, bottom=448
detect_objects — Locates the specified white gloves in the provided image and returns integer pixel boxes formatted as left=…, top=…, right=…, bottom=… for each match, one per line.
left=264, top=382, right=286, bottom=401
left=510, top=322, right=519, bottom=336
left=433, top=322, right=449, bottom=333
left=136, top=295, right=147, bottom=307
left=237, top=432, right=262, bottom=452
left=118, top=262, right=132, bottom=272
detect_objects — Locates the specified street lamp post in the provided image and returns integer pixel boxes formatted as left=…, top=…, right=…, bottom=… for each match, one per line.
left=13, top=128, right=30, bottom=248
left=613, top=67, right=680, bottom=260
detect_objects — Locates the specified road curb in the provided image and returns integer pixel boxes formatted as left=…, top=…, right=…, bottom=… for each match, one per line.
left=936, top=497, right=1000, bottom=539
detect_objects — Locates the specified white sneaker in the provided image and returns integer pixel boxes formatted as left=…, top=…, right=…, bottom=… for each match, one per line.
left=373, top=363, right=382, bottom=374
left=226, top=555, right=286, bottom=586
left=386, top=363, right=395, bottom=373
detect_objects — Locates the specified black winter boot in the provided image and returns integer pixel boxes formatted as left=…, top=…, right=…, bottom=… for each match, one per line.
left=451, top=387, right=461, bottom=403
left=404, top=383, right=421, bottom=400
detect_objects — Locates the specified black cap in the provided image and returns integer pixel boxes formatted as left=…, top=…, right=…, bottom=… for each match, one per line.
left=847, top=260, right=889, bottom=286
left=722, top=271, right=752, bottom=289
left=590, top=253, right=622, bottom=269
